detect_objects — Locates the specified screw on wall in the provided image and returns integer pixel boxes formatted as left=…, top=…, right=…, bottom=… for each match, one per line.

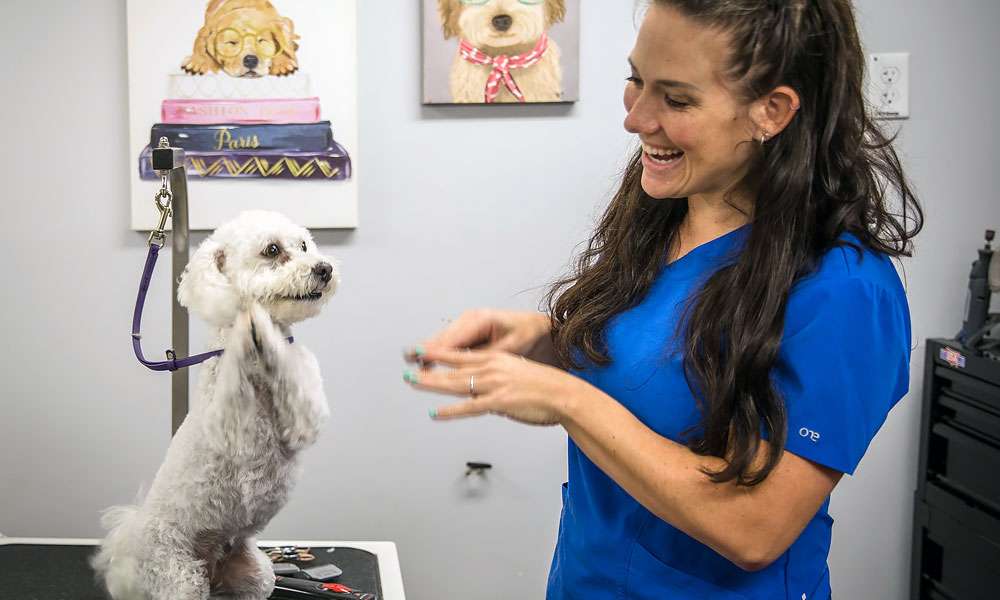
left=465, top=462, right=493, bottom=477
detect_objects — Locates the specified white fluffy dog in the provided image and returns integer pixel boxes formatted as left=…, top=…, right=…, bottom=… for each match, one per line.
left=93, top=210, right=337, bottom=600
left=438, top=0, right=566, bottom=103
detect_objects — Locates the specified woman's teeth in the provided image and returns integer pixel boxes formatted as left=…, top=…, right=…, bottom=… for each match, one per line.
left=642, top=142, right=684, bottom=163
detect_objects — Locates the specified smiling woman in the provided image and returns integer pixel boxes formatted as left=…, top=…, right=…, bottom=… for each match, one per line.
left=406, top=0, right=922, bottom=598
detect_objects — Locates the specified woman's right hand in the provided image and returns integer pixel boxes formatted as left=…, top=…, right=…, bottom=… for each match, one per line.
left=405, top=309, right=558, bottom=366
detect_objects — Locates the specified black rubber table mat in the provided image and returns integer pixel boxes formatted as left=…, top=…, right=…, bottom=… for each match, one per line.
left=0, top=544, right=382, bottom=600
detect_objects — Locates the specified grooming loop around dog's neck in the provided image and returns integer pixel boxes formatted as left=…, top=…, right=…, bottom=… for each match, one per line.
left=134, top=147, right=293, bottom=372
left=131, top=244, right=294, bottom=372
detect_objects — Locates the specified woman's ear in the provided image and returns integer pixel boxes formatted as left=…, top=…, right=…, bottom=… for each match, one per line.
left=749, top=85, right=801, bottom=141
left=177, top=238, right=240, bottom=327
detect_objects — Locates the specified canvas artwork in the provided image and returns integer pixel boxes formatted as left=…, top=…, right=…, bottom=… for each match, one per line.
left=127, top=0, right=358, bottom=230
left=423, top=0, right=580, bottom=105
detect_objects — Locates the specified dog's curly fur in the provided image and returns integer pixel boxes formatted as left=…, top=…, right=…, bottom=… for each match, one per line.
left=92, top=211, right=336, bottom=600
left=182, top=0, right=300, bottom=77
left=438, top=0, right=566, bottom=103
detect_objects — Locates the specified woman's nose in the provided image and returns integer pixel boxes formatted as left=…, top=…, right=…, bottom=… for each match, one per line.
left=624, top=92, right=659, bottom=136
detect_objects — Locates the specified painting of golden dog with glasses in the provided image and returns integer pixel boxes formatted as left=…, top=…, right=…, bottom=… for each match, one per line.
left=126, top=0, right=360, bottom=228
left=182, top=0, right=300, bottom=77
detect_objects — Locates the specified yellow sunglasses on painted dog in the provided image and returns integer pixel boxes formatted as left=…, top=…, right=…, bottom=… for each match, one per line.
left=214, top=28, right=278, bottom=59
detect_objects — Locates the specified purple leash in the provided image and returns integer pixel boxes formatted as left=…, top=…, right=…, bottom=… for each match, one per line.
left=131, top=244, right=292, bottom=372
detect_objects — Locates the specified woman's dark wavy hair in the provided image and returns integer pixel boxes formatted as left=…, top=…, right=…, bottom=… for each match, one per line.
left=546, top=0, right=923, bottom=486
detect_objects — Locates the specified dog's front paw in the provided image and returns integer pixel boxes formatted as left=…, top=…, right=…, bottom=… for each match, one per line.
left=269, top=54, right=298, bottom=76
left=245, top=303, right=286, bottom=369
left=182, top=53, right=219, bottom=75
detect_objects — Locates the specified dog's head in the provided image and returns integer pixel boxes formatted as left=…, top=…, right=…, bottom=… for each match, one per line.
left=438, top=0, right=566, bottom=49
left=201, top=4, right=297, bottom=77
left=178, top=210, right=338, bottom=328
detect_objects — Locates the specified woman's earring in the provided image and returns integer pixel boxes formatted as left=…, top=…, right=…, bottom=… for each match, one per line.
left=759, top=130, right=770, bottom=144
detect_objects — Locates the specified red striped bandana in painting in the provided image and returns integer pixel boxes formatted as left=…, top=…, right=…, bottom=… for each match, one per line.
left=458, top=33, right=550, bottom=103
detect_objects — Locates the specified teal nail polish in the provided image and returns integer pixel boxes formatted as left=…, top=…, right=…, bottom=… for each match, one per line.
left=403, top=370, right=419, bottom=384
left=428, top=408, right=438, bottom=419
left=414, top=345, right=426, bottom=358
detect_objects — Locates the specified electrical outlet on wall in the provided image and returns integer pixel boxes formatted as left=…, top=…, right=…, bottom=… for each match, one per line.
left=867, top=52, right=910, bottom=119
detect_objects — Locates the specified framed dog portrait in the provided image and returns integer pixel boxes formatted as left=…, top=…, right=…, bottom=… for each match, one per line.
left=422, top=0, right=580, bottom=105
left=127, top=0, right=359, bottom=230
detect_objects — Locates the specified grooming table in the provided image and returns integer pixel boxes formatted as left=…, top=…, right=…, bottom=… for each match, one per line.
left=0, top=538, right=405, bottom=600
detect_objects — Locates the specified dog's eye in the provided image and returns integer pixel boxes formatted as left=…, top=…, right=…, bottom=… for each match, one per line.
left=262, top=243, right=281, bottom=258
left=300, top=241, right=308, bottom=252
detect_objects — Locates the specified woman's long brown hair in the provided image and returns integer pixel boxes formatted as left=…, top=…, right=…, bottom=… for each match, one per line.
left=547, top=0, right=923, bottom=486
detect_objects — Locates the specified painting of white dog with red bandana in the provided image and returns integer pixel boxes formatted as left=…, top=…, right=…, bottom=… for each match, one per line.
left=423, top=0, right=579, bottom=104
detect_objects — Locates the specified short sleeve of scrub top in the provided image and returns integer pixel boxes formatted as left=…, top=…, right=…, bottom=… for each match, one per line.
left=774, top=243, right=912, bottom=474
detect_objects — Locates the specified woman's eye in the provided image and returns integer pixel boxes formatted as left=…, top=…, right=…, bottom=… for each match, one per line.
left=300, top=241, right=307, bottom=252
left=666, top=97, right=690, bottom=109
left=263, top=243, right=280, bottom=258
left=626, top=76, right=643, bottom=87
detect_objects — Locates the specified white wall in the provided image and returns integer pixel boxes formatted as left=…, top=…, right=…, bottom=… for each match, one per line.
left=830, top=2, right=1000, bottom=598
left=1, top=1, right=998, bottom=599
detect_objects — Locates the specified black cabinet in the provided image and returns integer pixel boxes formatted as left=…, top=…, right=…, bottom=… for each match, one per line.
left=911, top=339, right=1000, bottom=599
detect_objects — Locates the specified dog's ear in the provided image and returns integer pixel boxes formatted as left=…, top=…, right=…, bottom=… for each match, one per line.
left=438, top=0, right=461, bottom=40
left=182, top=23, right=221, bottom=73
left=178, top=238, right=240, bottom=327
left=545, top=0, right=567, bottom=27
left=203, top=25, right=219, bottom=61
left=272, top=16, right=299, bottom=58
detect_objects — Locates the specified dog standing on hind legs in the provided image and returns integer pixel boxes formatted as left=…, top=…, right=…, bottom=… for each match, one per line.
left=93, top=211, right=337, bottom=600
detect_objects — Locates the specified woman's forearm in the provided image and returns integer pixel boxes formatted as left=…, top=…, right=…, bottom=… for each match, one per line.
left=556, top=379, right=836, bottom=571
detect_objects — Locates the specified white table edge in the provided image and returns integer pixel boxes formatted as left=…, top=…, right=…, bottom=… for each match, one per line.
left=0, top=537, right=405, bottom=600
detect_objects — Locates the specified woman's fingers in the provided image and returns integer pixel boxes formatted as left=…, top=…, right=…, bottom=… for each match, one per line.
left=430, top=396, right=495, bottom=421
left=403, top=310, right=497, bottom=363
left=416, top=346, right=494, bottom=367
left=404, top=364, right=484, bottom=397
left=431, top=311, right=494, bottom=347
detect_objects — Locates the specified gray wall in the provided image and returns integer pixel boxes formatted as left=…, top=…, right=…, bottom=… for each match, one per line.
left=1, top=1, right=998, bottom=599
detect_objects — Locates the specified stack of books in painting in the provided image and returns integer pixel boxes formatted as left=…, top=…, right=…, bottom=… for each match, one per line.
left=138, top=72, right=351, bottom=181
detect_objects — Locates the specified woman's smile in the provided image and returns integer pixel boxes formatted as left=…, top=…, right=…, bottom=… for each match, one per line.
left=640, top=141, right=686, bottom=173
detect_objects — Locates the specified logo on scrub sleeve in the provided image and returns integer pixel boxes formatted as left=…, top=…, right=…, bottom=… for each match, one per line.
left=799, top=427, right=821, bottom=443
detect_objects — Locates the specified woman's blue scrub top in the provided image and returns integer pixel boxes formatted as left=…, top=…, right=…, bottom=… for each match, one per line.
left=546, top=225, right=912, bottom=600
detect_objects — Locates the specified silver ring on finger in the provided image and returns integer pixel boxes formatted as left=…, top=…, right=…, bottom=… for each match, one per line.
left=469, top=374, right=476, bottom=396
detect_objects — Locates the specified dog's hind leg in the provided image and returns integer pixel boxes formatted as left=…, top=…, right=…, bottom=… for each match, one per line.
left=209, top=537, right=275, bottom=600
left=144, top=544, right=210, bottom=600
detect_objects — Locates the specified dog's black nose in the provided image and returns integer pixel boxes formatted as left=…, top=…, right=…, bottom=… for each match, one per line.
left=492, top=14, right=513, bottom=32
left=312, top=262, right=333, bottom=283
left=243, top=55, right=260, bottom=69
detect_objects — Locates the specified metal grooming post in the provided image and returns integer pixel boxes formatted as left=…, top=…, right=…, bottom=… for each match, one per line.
left=151, top=139, right=190, bottom=436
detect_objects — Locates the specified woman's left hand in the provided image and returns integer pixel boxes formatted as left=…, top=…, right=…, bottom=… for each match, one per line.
left=403, top=348, right=582, bottom=426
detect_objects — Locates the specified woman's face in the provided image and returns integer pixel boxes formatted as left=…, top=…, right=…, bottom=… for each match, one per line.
left=624, top=4, right=758, bottom=201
